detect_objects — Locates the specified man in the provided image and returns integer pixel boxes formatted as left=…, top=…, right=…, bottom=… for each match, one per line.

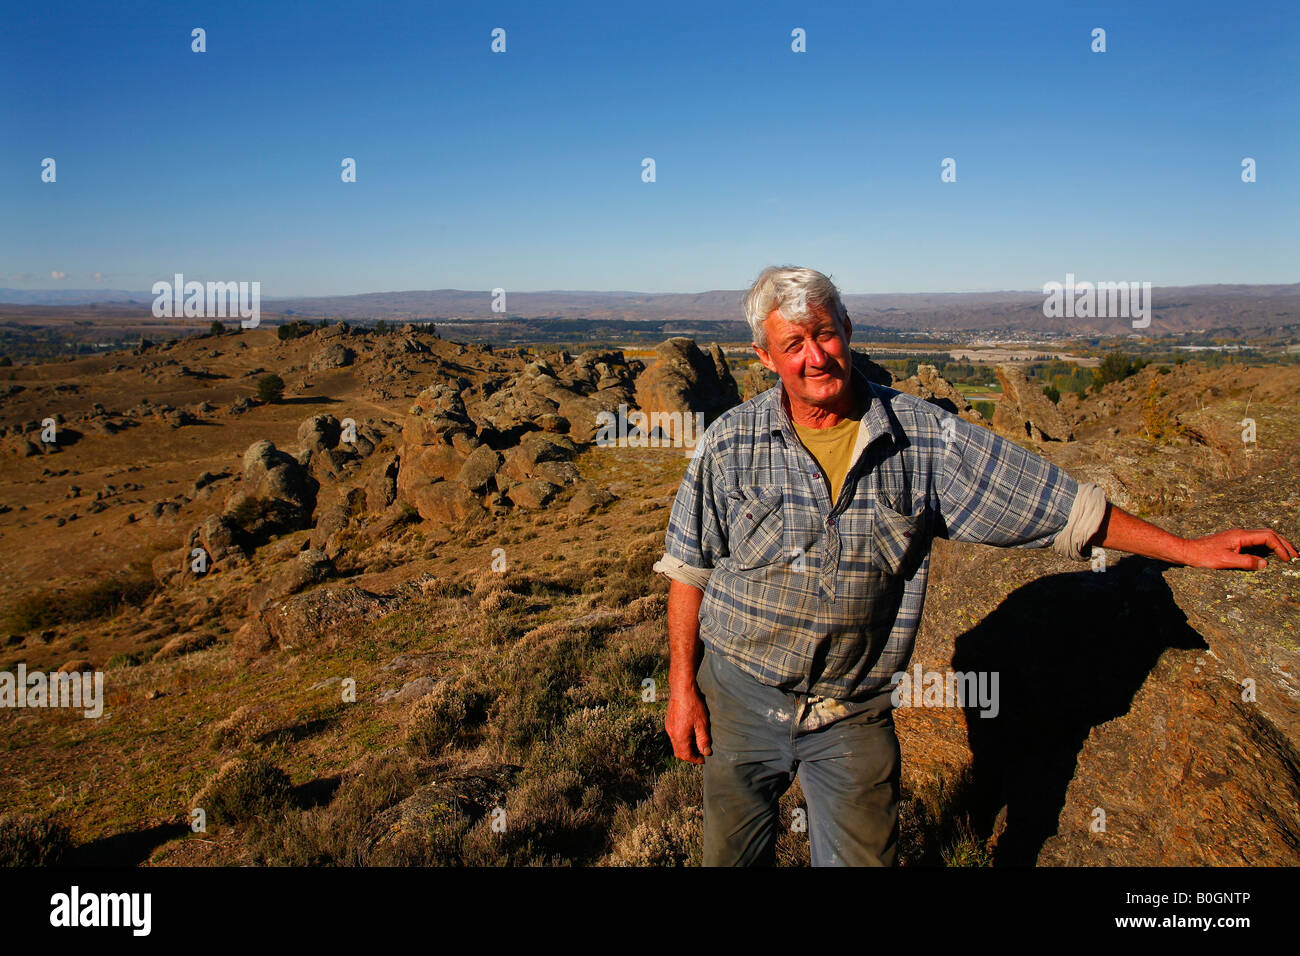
left=652, top=264, right=1297, bottom=867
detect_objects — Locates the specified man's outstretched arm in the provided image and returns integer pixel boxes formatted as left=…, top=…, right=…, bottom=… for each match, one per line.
left=1089, top=503, right=1298, bottom=570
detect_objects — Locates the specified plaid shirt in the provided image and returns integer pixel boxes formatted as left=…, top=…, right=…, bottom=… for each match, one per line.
left=656, top=364, right=1090, bottom=702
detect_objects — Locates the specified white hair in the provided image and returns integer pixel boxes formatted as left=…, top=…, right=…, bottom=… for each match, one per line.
left=742, top=265, right=850, bottom=350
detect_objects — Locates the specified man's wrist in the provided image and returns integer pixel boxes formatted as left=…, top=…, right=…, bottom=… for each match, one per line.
left=669, top=670, right=702, bottom=697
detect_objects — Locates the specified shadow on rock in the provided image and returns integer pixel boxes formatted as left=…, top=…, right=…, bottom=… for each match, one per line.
left=950, top=555, right=1205, bottom=865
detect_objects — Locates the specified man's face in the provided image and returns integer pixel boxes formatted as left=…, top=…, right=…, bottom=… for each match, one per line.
left=753, top=303, right=854, bottom=409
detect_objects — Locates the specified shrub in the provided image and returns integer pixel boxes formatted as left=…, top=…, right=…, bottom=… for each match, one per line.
left=531, top=704, right=670, bottom=802
left=488, top=628, right=605, bottom=750
left=604, top=762, right=703, bottom=866
left=208, top=320, right=224, bottom=336
left=0, top=813, right=71, bottom=866
left=1141, top=376, right=1185, bottom=445
left=460, top=768, right=604, bottom=865
left=1093, top=350, right=1147, bottom=389
left=209, top=706, right=274, bottom=752
left=251, top=752, right=419, bottom=866
left=4, top=572, right=155, bottom=632
left=276, top=321, right=313, bottom=342
left=255, top=374, right=285, bottom=403
left=1041, top=384, right=1060, bottom=404
left=405, top=681, right=491, bottom=758
left=192, top=755, right=293, bottom=824
left=942, top=818, right=993, bottom=866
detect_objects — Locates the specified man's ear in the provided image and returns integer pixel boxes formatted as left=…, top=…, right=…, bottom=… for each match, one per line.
left=753, top=343, right=776, bottom=375
left=841, top=313, right=852, bottom=345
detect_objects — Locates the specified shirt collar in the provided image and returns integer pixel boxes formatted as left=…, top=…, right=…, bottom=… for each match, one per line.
left=766, top=362, right=897, bottom=451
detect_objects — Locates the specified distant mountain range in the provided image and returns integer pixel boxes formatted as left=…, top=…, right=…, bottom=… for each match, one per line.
left=1, top=284, right=1297, bottom=335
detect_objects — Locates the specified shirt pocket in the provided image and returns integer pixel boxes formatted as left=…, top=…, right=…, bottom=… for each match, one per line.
left=870, top=498, right=929, bottom=578
left=725, top=487, right=786, bottom=571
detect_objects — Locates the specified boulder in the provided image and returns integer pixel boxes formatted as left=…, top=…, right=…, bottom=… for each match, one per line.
left=187, top=513, right=247, bottom=566
left=365, top=455, right=400, bottom=512
left=457, top=445, right=503, bottom=493
left=245, top=548, right=337, bottom=614
left=632, top=338, right=740, bottom=440
left=397, top=385, right=478, bottom=514
left=233, top=618, right=275, bottom=658
left=508, top=479, right=559, bottom=510
left=893, top=364, right=984, bottom=424
left=468, top=350, right=642, bottom=443
left=260, top=586, right=396, bottom=651
left=152, top=631, right=217, bottom=662
left=309, top=343, right=355, bottom=371
left=992, top=364, right=1073, bottom=442
left=224, top=440, right=318, bottom=539
left=567, top=482, right=618, bottom=514
left=297, top=414, right=342, bottom=452
left=405, top=479, right=485, bottom=525
left=504, top=432, right=578, bottom=480
left=532, top=460, right=581, bottom=487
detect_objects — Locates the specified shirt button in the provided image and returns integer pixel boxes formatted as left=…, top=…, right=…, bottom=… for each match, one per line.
left=746, top=512, right=753, bottom=520
left=812, top=472, right=820, bottom=479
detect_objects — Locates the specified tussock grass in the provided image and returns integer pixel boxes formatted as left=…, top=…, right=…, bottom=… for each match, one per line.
left=898, top=764, right=992, bottom=866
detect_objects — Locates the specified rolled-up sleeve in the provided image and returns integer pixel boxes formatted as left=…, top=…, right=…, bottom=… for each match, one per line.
left=936, top=415, right=1106, bottom=560
left=653, top=436, right=729, bottom=589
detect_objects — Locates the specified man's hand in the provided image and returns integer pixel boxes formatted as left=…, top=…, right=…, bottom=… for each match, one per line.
left=665, top=683, right=712, bottom=765
left=1092, top=503, right=1298, bottom=570
left=665, top=578, right=713, bottom=764
left=1179, top=528, right=1298, bottom=570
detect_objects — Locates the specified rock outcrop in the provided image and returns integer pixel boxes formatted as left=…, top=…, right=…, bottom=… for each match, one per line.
left=222, top=440, right=319, bottom=540
left=633, top=339, right=739, bottom=440
left=892, top=364, right=984, bottom=425
left=470, top=350, right=642, bottom=444
left=260, top=585, right=397, bottom=652
left=992, top=364, right=1073, bottom=442
left=396, top=384, right=486, bottom=525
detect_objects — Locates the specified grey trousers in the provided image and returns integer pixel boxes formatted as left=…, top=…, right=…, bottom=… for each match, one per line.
left=696, top=644, right=900, bottom=867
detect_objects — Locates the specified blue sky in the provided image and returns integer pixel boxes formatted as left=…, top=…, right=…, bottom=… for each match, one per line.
left=1, top=0, right=1296, bottom=296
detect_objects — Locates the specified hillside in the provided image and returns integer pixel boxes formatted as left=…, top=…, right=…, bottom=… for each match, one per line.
left=0, top=323, right=1296, bottom=866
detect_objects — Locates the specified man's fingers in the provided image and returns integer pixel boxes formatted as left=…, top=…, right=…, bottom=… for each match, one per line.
left=1219, top=550, right=1266, bottom=571
left=1272, top=531, right=1299, bottom=561
left=669, top=733, right=703, bottom=764
left=694, top=717, right=711, bottom=758
left=666, top=714, right=705, bottom=764
left=1235, top=529, right=1298, bottom=563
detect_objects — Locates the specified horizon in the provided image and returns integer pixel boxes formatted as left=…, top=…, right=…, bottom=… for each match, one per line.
left=4, top=278, right=1299, bottom=306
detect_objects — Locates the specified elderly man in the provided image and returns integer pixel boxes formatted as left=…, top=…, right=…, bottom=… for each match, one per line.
left=652, top=264, right=1297, bottom=867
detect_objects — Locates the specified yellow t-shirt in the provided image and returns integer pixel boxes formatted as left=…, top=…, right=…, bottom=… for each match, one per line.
left=791, top=391, right=864, bottom=507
